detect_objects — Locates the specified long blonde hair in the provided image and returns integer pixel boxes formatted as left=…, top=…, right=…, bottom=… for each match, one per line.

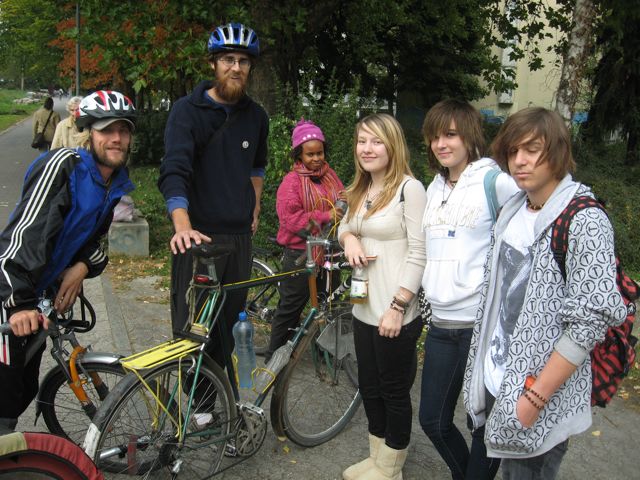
left=345, top=113, right=413, bottom=221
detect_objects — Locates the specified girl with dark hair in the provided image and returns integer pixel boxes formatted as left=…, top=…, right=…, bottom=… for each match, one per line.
left=419, top=99, right=519, bottom=480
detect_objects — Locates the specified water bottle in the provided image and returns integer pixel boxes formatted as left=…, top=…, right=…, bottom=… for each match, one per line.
left=232, top=311, right=256, bottom=388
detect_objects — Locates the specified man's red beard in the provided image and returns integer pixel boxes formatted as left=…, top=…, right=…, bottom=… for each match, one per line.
left=216, top=75, right=247, bottom=104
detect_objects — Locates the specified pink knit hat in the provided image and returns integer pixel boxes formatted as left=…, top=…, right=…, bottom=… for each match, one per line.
left=291, top=118, right=325, bottom=149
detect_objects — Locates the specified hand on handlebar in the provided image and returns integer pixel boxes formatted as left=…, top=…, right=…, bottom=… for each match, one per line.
left=5, top=309, right=50, bottom=336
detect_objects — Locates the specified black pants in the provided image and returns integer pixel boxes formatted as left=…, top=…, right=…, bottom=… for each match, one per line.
left=170, top=233, right=252, bottom=369
left=266, top=248, right=339, bottom=361
left=353, top=316, right=422, bottom=450
left=0, top=306, right=47, bottom=423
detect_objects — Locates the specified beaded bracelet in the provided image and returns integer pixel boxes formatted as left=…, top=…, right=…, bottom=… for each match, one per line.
left=523, top=391, right=544, bottom=410
left=525, top=387, right=549, bottom=405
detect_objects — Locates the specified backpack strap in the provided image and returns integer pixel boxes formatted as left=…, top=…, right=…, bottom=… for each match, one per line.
left=399, top=179, right=411, bottom=203
left=483, top=168, right=501, bottom=222
left=550, top=195, right=605, bottom=281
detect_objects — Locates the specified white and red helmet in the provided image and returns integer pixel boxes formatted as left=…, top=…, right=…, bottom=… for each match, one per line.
left=76, top=90, right=136, bottom=131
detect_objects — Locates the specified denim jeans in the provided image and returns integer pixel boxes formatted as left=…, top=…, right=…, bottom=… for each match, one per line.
left=353, top=317, right=422, bottom=450
left=501, top=440, right=569, bottom=480
left=419, top=325, right=499, bottom=480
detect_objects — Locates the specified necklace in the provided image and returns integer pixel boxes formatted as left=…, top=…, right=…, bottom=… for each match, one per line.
left=526, top=196, right=544, bottom=211
left=441, top=177, right=459, bottom=207
left=365, top=183, right=382, bottom=210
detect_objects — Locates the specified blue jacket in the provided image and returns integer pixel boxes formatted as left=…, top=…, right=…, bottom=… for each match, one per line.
left=158, top=80, right=269, bottom=234
left=0, top=147, right=134, bottom=315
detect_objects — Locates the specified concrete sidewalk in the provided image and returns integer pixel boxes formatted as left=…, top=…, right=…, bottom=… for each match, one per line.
left=18, top=271, right=640, bottom=479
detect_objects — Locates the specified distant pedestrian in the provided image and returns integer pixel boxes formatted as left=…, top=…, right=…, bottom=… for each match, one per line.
left=51, top=96, right=83, bottom=149
left=32, top=97, right=60, bottom=152
left=464, top=107, right=627, bottom=479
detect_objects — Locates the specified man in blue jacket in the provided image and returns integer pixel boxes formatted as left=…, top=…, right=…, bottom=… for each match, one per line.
left=158, top=23, right=269, bottom=368
left=0, top=90, right=136, bottom=430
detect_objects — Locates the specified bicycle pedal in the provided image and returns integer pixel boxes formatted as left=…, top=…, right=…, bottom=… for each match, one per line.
left=224, top=442, right=237, bottom=457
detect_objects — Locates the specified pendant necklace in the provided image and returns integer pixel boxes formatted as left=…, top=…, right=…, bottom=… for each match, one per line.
left=441, top=178, right=458, bottom=207
left=365, top=182, right=382, bottom=211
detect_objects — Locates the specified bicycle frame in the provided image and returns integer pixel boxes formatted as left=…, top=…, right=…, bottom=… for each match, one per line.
left=115, top=237, right=335, bottom=445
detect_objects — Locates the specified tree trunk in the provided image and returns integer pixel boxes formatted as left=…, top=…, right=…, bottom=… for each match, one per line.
left=555, top=0, right=596, bottom=126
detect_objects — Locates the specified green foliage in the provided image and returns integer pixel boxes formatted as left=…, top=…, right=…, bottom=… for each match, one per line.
left=0, top=90, right=41, bottom=130
left=0, top=0, right=63, bottom=88
left=127, top=166, right=173, bottom=256
left=573, top=141, right=640, bottom=275
left=253, top=77, right=363, bottom=249
left=130, top=110, right=170, bottom=166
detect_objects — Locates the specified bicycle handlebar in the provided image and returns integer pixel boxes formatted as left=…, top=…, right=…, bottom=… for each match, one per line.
left=0, top=295, right=94, bottom=335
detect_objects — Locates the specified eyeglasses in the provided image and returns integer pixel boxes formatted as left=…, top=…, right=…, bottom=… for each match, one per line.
left=218, top=55, right=251, bottom=69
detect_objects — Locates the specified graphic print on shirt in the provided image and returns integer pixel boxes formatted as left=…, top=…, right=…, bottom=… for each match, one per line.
left=489, top=241, right=533, bottom=368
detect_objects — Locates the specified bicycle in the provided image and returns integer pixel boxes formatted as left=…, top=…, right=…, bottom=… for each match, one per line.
left=83, top=235, right=361, bottom=478
left=0, top=294, right=125, bottom=447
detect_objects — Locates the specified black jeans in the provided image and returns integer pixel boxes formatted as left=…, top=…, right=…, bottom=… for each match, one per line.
left=353, top=316, right=422, bottom=450
left=266, top=248, right=338, bottom=361
left=170, top=233, right=252, bottom=369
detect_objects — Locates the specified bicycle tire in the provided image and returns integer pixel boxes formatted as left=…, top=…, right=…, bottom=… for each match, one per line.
left=246, top=258, right=279, bottom=355
left=0, top=431, right=104, bottom=479
left=39, top=362, right=125, bottom=446
left=270, top=303, right=361, bottom=447
left=86, top=355, right=236, bottom=478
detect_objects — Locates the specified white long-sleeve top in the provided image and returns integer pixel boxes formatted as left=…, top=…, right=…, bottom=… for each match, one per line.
left=421, top=158, right=519, bottom=327
left=338, top=176, right=427, bottom=326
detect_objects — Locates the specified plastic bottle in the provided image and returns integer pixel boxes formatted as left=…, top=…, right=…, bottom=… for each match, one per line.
left=253, top=341, right=294, bottom=394
left=350, top=265, right=368, bottom=304
left=232, top=311, right=256, bottom=388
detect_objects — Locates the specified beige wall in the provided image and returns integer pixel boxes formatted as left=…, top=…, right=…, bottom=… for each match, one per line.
left=472, top=4, right=564, bottom=119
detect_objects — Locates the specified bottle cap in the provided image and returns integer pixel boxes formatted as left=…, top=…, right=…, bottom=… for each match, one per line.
left=238, top=310, right=247, bottom=321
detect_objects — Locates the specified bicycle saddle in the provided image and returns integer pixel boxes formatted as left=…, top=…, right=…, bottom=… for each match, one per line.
left=191, top=243, right=236, bottom=259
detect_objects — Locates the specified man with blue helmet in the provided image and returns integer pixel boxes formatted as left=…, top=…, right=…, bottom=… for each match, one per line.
left=0, top=90, right=135, bottom=429
left=158, top=23, right=268, bottom=369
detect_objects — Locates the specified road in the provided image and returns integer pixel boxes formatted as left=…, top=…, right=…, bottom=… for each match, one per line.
left=0, top=96, right=68, bottom=228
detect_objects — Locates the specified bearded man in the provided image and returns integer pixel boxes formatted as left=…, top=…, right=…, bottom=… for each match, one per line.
left=0, top=90, right=135, bottom=429
left=158, top=23, right=268, bottom=369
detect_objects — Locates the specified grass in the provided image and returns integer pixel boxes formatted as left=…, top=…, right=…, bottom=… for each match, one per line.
left=0, top=89, right=40, bottom=131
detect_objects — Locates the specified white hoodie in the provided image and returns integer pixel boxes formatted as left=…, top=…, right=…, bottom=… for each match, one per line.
left=421, top=157, right=519, bottom=326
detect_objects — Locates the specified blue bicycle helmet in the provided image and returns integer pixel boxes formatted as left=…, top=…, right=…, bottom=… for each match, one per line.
left=207, top=23, right=260, bottom=57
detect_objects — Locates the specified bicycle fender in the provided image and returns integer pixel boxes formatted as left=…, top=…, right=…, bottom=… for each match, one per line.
left=35, top=353, right=123, bottom=420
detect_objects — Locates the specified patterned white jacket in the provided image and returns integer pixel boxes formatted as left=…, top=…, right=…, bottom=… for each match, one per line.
left=463, top=175, right=627, bottom=459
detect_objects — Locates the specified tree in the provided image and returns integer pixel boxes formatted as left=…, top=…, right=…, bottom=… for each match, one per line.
left=583, top=0, right=640, bottom=164
left=0, top=0, right=63, bottom=89
left=555, top=0, right=596, bottom=125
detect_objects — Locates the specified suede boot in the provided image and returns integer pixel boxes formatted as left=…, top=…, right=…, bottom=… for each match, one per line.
left=357, top=442, right=408, bottom=480
left=342, top=434, right=384, bottom=480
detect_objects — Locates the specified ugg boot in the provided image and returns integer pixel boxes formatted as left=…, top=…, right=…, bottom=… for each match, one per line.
left=342, top=434, right=384, bottom=480
left=357, top=442, right=408, bottom=480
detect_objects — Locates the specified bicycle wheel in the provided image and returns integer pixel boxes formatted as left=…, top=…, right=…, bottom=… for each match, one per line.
left=87, top=355, right=236, bottom=478
left=39, top=361, right=125, bottom=446
left=0, top=431, right=104, bottom=479
left=246, top=258, right=279, bottom=355
left=270, top=303, right=361, bottom=447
